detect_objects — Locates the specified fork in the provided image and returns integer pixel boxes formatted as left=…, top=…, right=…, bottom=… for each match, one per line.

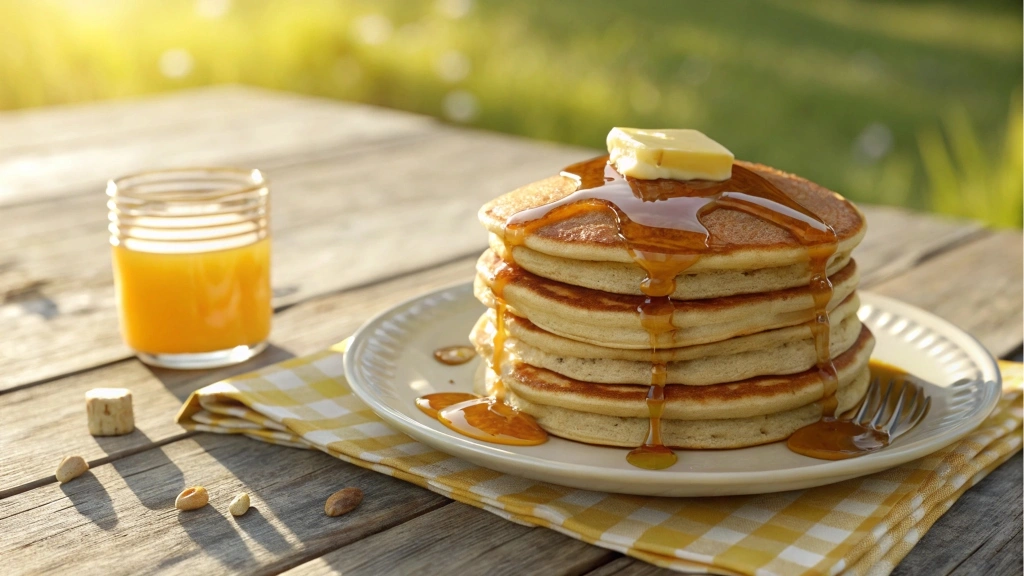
left=847, top=374, right=938, bottom=441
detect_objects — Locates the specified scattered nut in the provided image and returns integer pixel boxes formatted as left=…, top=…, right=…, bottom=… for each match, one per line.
left=229, top=492, right=251, bottom=517
left=55, top=456, right=89, bottom=484
left=324, top=487, right=363, bottom=517
left=175, top=486, right=209, bottom=511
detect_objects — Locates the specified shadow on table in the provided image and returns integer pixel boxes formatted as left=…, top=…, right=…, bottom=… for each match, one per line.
left=129, top=340, right=451, bottom=569
left=96, top=430, right=185, bottom=510
left=143, top=343, right=297, bottom=402
left=234, top=507, right=293, bottom=555
left=189, top=432, right=449, bottom=570
left=60, top=471, right=117, bottom=530
left=175, top=503, right=257, bottom=568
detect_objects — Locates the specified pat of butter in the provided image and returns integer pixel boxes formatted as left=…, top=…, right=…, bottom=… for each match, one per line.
left=607, top=127, right=734, bottom=181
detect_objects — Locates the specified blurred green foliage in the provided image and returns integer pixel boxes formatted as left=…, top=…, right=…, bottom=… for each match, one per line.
left=919, top=96, right=1022, bottom=227
left=0, top=0, right=1020, bottom=226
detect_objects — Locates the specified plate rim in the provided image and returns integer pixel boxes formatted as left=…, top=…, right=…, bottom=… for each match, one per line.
left=344, top=281, right=1002, bottom=488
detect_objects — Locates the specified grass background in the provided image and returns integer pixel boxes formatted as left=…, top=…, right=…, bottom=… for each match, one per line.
left=1, top=0, right=1020, bottom=225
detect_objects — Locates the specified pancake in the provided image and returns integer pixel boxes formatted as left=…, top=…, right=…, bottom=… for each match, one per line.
left=481, top=365, right=871, bottom=449
left=490, top=233, right=853, bottom=300
left=475, top=249, right=860, bottom=349
left=479, top=160, right=867, bottom=272
left=485, top=325, right=874, bottom=421
left=500, top=292, right=861, bottom=363
left=471, top=298, right=863, bottom=386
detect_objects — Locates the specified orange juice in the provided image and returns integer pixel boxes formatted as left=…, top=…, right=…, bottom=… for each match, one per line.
left=111, top=238, right=271, bottom=354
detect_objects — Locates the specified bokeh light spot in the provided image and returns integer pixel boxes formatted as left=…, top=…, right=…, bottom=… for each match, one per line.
left=195, top=0, right=230, bottom=19
left=436, top=0, right=472, bottom=19
left=443, top=90, right=478, bottom=123
left=352, top=14, right=393, bottom=46
left=159, top=49, right=194, bottom=79
left=853, top=122, right=894, bottom=162
left=436, top=50, right=470, bottom=83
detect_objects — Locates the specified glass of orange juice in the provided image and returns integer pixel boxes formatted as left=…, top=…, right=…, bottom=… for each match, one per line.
left=108, top=168, right=271, bottom=369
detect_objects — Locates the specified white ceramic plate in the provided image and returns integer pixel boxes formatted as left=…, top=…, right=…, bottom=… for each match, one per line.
left=345, top=283, right=1001, bottom=496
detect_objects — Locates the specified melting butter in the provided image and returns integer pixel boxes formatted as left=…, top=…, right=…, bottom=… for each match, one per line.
left=607, top=128, right=734, bottom=182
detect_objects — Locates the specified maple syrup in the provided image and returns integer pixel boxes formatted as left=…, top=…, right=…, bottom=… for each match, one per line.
left=416, top=392, right=549, bottom=445
left=787, top=419, right=888, bottom=460
left=787, top=360, right=907, bottom=460
left=433, top=345, right=476, bottom=366
left=415, top=392, right=478, bottom=419
left=415, top=256, right=550, bottom=446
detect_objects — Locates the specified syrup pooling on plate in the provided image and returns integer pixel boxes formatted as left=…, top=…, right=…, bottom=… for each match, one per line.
left=416, top=392, right=549, bottom=445
left=415, top=256, right=550, bottom=446
left=433, top=345, right=476, bottom=365
left=415, top=392, right=478, bottom=418
left=505, top=156, right=845, bottom=468
left=786, top=419, right=889, bottom=460
left=438, top=396, right=548, bottom=446
left=787, top=360, right=910, bottom=460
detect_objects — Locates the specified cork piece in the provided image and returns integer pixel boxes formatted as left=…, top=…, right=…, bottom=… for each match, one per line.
left=85, top=388, right=135, bottom=436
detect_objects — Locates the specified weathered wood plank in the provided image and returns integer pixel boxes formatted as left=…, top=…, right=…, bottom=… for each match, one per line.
left=894, top=451, right=1023, bottom=576
left=283, top=502, right=616, bottom=576
left=0, top=127, right=590, bottom=390
left=584, top=556, right=678, bottom=576
left=870, top=231, right=1024, bottom=358
left=0, top=255, right=477, bottom=497
left=0, top=433, right=449, bottom=575
left=0, top=86, right=435, bottom=207
left=853, top=206, right=985, bottom=288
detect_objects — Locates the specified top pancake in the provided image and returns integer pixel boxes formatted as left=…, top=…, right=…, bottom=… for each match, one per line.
left=479, top=159, right=866, bottom=271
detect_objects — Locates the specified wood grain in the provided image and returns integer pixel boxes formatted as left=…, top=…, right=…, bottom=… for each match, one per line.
left=0, top=433, right=449, bottom=575
left=853, top=206, right=984, bottom=287
left=0, top=86, right=435, bottom=207
left=894, top=451, right=1023, bottom=576
left=284, top=502, right=616, bottom=576
left=584, top=556, right=681, bottom=576
left=0, top=255, right=477, bottom=496
left=870, top=231, right=1024, bottom=358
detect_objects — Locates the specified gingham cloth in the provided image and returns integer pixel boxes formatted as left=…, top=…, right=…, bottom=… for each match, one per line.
left=176, top=340, right=1023, bottom=576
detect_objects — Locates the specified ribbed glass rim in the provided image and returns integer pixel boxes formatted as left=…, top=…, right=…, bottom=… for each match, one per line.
left=107, top=167, right=270, bottom=252
left=108, top=167, right=266, bottom=202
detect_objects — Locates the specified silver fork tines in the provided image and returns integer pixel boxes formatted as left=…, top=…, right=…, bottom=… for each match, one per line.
left=849, top=376, right=937, bottom=443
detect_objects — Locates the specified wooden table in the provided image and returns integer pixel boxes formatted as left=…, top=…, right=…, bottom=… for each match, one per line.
left=1, top=87, right=1020, bottom=575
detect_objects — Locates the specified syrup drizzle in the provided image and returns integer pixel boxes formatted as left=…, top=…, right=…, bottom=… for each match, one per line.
left=416, top=255, right=550, bottom=447
left=416, top=392, right=548, bottom=446
left=504, top=156, right=860, bottom=467
left=787, top=360, right=905, bottom=460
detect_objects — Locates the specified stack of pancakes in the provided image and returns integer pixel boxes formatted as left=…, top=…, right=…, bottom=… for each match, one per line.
left=471, top=160, right=873, bottom=450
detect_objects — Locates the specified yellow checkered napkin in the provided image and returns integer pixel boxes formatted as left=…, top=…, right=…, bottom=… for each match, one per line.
left=177, top=340, right=1023, bottom=576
